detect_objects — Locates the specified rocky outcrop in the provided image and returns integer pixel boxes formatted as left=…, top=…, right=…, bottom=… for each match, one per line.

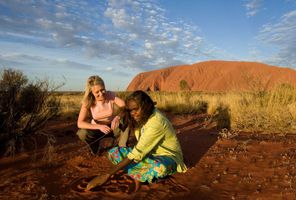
left=127, top=60, right=296, bottom=92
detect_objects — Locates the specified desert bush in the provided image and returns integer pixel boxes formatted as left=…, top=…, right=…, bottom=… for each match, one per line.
left=56, top=91, right=83, bottom=120
left=211, top=103, right=231, bottom=129
left=161, top=99, right=207, bottom=114
left=0, top=68, right=60, bottom=156
left=149, top=91, right=207, bottom=114
left=179, top=80, right=190, bottom=91
left=229, top=83, right=296, bottom=133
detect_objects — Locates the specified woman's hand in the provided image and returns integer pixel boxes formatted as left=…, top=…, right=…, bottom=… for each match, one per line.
left=98, top=124, right=112, bottom=134
left=86, top=174, right=110, bottom=191
left=111, top=116, right=121, bottom=131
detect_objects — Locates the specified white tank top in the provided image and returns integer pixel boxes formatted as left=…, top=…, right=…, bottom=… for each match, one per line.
left=90, top=91, right=115, bottom=124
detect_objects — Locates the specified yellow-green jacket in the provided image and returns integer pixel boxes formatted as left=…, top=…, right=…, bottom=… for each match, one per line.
left=127, top=109, right=187, bottom=173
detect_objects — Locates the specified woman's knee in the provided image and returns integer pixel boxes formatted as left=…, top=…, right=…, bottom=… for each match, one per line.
left=107, top=147, right=131, bottom=164
left=118, top=127, right=129, bottom=147
left=76, top=129, right=89, bottom=141
left=154, top=157, right=177, bottom=175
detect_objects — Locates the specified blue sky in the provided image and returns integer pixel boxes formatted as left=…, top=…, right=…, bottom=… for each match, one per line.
left=0, top=0, right=296, bottom=91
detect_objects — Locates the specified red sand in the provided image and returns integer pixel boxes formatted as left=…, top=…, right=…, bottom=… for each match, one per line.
left=0, top=114, right=296, bottom=199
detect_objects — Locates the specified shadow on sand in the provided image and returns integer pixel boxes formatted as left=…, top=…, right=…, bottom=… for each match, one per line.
left=173, top=114, right=220, bottom=168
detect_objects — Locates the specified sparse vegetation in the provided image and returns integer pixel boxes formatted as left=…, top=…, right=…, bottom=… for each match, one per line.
left=179, top=79, right=190, bottom=91
left=57, top=83, right=296, bottom=134
left=0, top=68, right=61, bottom=156
left=230, top=83, right=296, bottom=133
left=54, top=91, right=83, bottom=120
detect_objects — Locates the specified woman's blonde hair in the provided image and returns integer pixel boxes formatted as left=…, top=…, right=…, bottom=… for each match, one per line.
left=82, top=75, right=105, bottom=109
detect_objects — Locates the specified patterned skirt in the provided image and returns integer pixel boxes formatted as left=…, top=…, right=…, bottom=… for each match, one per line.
left=107, top=146, right=177, bottom=183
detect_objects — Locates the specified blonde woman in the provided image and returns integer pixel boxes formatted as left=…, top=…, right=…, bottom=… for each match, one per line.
left=77, top=75, right=127, bottom=155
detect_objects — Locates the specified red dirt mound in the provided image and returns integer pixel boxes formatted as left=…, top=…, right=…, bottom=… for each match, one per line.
left=127, top=60, right=296, bottom=92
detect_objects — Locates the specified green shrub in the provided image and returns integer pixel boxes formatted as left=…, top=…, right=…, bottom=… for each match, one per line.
left=0, top=68, right=60, bottom=156
left=179, top=79, right=190, bottom=91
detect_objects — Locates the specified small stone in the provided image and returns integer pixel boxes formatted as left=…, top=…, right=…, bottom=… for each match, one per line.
left=199, top=185, right=211, bottom=193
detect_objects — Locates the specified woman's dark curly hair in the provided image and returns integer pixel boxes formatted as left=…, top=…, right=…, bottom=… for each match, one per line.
left=123, top=90, right=155, bottom=129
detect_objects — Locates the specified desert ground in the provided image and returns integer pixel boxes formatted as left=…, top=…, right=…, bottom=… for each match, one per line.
left=0, top=113, right=295, bottom=200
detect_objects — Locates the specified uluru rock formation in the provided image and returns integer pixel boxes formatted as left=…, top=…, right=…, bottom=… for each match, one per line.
left=127, top=60, right=296, bottom=92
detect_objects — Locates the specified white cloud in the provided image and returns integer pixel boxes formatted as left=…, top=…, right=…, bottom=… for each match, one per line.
left=0, top=53, right=100, bottom=71
left=245, top=0, right=263, bottom=17
left=101, top=0, right=212, bottom=69
left=0, top=0, right=212, bottom=71
left=0, top=54, right=25, bottom=67
left=257, top=9, right=296, bottom=67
